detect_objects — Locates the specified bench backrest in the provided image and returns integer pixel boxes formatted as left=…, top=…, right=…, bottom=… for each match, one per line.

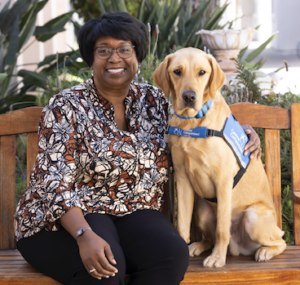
left=0, top=103, right=300, bottom=250
left=0, top=107, right=42, bottom=250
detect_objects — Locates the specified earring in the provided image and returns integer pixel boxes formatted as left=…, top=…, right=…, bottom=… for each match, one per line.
left=137, top=68, right=140, bottom=75
left=91, top=69, right=94, bottom=76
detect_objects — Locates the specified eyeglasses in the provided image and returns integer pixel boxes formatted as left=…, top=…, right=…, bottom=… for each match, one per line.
left=94, top=45, right=135, bottom=60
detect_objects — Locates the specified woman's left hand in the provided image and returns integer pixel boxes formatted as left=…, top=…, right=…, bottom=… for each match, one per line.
left=242, top=125, right=261, bottom=160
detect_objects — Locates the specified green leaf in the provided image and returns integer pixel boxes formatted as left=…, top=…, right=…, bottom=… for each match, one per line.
left=18, top=69, right=48, bottom=89
left=71, top=19, right=82, bottom=37
left=116, top=0, right=127, bottom=12
left=18, top=16, right=37, bottom=51
left=144, top=2, right=160, bottom=26
left=35, top=11, right=73, bottom=42
left=4, top=15, right=19, bottom=68
left=204, top=3, right=229, bottom=30
left=160, top=1, right=185, bottom=38
left=0, top=73, right=7, bottom=84
left=245, top=32, right=279, bottom=63
left=38, top=50, right=77, bottom=68
left=137, top=0, right=146, bottom=21
left=35, top=26, right=66, bottom=36
left=238, top=47, right=248, bottom=61
left=41, top=52, right=83, bottom=73
left=185, top=0, right=209, bottom=28
left=253, top=58, right=266, bottom=70
left=0, top=0, right=36, bottom=35
left=0, top=0, right=11, bottom=24
left=185, top=0, right=192, bottom=19
left=20, top=0, right=47, bottom=32
left=97, top=0, right=108, bottom=14
left=0, top=59, right=17, bottom=98
left=0, top=42, right=3, bottom=72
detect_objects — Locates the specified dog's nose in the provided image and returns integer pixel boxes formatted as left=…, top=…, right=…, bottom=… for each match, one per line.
left=182, top=90, right=196, bottom=103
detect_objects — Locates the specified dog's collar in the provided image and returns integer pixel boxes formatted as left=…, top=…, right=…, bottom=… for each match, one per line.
left=175, top=99, right=213, bottom=119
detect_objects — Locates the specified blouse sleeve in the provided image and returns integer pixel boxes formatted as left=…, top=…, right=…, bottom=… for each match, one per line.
left=31, top=94, right=86, bottom=224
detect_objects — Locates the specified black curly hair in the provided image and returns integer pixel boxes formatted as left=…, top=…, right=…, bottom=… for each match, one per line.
left=77, top=11, right=149, bottom=67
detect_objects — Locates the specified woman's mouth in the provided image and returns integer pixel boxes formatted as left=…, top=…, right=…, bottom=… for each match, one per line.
left=107, top=68, right=125, bottom=74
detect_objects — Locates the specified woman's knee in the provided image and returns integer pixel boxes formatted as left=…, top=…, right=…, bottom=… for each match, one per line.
left=162, top=233, right=189, bottom=273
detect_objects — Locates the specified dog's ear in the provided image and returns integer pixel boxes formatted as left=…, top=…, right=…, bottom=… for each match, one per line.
left=207, top=54, right=225, bottom=98
left=153, top=54, right=174, bottom=97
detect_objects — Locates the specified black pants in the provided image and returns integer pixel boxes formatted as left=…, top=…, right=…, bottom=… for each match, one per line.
left=17, top=209, right=189, bottom=285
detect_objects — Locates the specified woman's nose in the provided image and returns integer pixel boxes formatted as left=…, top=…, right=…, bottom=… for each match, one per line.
left=108, top=49, right=121, bottom=62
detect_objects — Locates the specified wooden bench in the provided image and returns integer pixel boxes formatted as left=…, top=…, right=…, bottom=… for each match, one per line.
left=0, top=103, right=300, bottom=284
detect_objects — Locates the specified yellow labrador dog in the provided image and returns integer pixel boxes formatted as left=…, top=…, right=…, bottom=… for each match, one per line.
left=153, top=48, right=286, bottom=268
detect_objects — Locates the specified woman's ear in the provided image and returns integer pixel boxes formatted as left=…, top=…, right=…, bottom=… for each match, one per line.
left=207, top=54, right=225, bottom=98
left=153, top=54, right=174, bottom=97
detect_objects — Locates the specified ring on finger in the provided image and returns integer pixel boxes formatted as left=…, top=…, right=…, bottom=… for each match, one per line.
left=90, top=268, right=96, bottom=273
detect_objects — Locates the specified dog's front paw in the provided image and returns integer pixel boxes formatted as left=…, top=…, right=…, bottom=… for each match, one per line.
left=203, top=255, right=226, bottom=268
left=255, top=246, right=275, bottom=262
left=189, top=241, right=213, bottom=257
left=189, top=242, right=203, bottom=257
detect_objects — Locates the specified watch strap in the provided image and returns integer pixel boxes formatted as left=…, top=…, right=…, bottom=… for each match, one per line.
left=75, top=227, right=91, bottom=240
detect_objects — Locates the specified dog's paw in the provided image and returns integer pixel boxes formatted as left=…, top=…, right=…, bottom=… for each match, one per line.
left=189, top=242, right=203, bottom=257
left=203, top=255, right=226, bottom=268
left=189, top=241, right=212, bottom=257
left=255, top=247, right=274, bottom=262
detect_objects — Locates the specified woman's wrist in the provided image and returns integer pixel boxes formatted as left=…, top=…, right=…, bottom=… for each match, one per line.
left=60, top=207, right=90, bottom=239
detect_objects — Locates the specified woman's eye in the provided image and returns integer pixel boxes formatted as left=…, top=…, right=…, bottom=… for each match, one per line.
left=199, top=70, right=206, bottom=76
left=98, top=48, right=110, bottom=54
left=174, top=69, right=181, bottom=76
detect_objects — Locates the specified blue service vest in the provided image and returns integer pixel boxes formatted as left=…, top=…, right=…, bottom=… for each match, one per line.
left=168, top=114, right=250, bottom=189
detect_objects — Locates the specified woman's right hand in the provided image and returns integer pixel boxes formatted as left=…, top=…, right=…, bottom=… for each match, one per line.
left=60, top=207, right=118, bottom=279
left=77, top=230, right=118, bottom=280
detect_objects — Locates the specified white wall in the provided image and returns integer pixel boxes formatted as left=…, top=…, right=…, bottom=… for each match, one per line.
left=272, top=0, right=300, bottom=51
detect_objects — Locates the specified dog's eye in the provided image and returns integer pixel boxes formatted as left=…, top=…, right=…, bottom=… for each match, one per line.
left=174, top=69, right=181, bottom=76
left=199, top=70, right=206, bottom=76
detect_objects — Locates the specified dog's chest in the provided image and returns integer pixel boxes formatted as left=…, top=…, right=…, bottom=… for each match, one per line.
left=171, top=137, right=221, bottom=197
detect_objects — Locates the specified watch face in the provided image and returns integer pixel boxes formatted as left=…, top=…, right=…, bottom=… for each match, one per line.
left=76, top=227, right=91, bottom=240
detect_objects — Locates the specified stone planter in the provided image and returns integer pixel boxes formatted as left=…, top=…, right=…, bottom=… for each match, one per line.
left=196, top=28, right=256, bottom=77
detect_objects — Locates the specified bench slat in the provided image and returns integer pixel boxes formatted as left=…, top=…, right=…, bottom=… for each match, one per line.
left=264, top=129, right=282, bottom=228
left=0, top=107, right=43, bottom=136
left=291, top=104, right=300, bottom=245
left=0, top=277, right=61, bottom=285
left=182, top=270, right=300, bottom=285
left=26, top=133, right=39, bottom=186
left=230, top=103, right=290, bottom=129
left=0, top=135, right=16, bottom=250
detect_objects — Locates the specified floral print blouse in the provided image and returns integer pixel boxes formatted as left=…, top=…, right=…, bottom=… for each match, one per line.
left=14, top=77, right=170, bottom=241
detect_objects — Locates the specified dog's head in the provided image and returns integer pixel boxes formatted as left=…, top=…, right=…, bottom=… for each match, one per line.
left=153, top=48, right=225, bottom=117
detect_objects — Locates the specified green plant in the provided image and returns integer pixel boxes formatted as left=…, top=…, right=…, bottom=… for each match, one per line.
left=232, top=59, right=262, bottom=103
left=238, top=31, right=279, bottom=70
left=0, top=0, right=75, bottom=113
left=93, top=0, right=229, bottom=60
left=36, top=64, right=93, bottom=107
left=220, top=30, right=281, bottom=103
left=70, top=0, right=141, bottom=21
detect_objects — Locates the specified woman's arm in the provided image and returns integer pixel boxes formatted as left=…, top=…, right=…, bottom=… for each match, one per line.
left=242, top=125, right=261, bottom=160
left=60, top=208, right=118, bottom=279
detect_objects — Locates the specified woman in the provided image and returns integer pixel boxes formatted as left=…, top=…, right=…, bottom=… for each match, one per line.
left=14, top=12, right=261, bottom=285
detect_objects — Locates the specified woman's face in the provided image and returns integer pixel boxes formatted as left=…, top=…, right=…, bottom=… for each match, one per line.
left=91, top=36, right=140, bottom=90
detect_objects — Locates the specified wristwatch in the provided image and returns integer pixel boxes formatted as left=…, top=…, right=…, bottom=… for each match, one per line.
left=75, top=227, right=91, bottom=240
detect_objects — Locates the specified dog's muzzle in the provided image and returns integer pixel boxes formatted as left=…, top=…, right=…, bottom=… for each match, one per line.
left=182, top=90, right=196, bottom=106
